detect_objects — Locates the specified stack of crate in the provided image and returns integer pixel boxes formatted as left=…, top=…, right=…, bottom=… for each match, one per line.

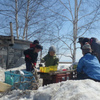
left=52, top=72, right=73, bottom=83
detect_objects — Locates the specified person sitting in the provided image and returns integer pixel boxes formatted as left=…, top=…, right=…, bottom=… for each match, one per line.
left=24, top=44, right=42, bottom=71
left=41, top=45, right=59, bottom=67
left=77, top=42, right=100, bottom=82
left=30, top=40, right=39, bottom=48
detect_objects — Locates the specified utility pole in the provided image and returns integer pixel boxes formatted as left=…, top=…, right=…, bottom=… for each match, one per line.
left=10, top=22, right=14, bottom=45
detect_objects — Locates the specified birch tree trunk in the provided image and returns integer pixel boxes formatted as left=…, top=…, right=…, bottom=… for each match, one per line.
left=23, top=0, right=30, bottom=40
left=73, top=0, right=78, bottom=63
left=15, top=0, right=19, bottom=39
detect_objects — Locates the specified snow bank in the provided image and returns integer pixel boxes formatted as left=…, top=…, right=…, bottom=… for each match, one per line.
left=1, top=79, right=100, bottom=100
left=35, top=79, right=100, bottom=100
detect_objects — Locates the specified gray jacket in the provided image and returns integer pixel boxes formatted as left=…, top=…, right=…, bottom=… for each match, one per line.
left=91, top=38, right=100, bottom=62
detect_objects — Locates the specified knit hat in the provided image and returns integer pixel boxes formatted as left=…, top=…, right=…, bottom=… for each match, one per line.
left=82, top=38, right=90, bottom=45
left=33, top=40, right=39, bottom=44
left=77, top=37, right=84, bottom=43
left=82, top=42, right=91, bottom=50
left=49, top=46, right=56, bottom=53
left=35, top=44, right=43, bottom=50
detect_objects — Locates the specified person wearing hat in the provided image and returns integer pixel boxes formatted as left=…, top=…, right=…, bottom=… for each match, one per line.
left=77, top=37, right=90, bottom=49
left=24, top=44, right=43, bottom=71
left=30, top=40, right=39, bottom=48
left=41, top=46, right=59, bottom=85
left=41, top=46, right=59, bottom=67
left=89, top=37, right=100, bottom=62
left=77, top=42, right=100, bottom=81
left=78, top=37, right=100, bottom=62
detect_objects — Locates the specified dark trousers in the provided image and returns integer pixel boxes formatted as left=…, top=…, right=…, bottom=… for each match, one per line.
left=77, top=73, right=89, bottom=79
left=26, top=62, right=33, bottom=71
left=77, top=73, right=100, bottom=82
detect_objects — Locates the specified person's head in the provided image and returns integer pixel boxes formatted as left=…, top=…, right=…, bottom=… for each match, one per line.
left=82, top=42, right=92, bottom=55
left=77, top=37, right=84, bottom=48
left=77, top=37, right=84, bottom=43
left=82, top=38, right=90, bottom=45
left=34, top=44, right=43, bottom=53
left=91, top=37, right=97, bottom=42
left=78, top=37, right=90, bottom=49
left=33, top=40, right=39, bottom=45
left=49, top=46, right=56, bottom=56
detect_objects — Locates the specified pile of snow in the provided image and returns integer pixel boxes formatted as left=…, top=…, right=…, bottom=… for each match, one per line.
left=36, top=79, right=100, bottom=100
left=1, top=79, right=100, bottom=100
left=8, top=64, right=26, bottom=71
left=14, top=57, right=25, bottom=68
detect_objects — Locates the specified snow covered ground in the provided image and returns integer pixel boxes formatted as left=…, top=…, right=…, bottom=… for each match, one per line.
left=1, top=63, right=100, bottom=100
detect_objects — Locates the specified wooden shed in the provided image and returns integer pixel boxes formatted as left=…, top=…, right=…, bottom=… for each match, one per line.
left=0, top=35, right=32, bottom=69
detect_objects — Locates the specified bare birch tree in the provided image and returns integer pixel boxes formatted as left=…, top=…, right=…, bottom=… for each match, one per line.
left=15, top=0, right=19, bottom=39
left=0, top=0, right=100, bottom=62
left=38, top=0, right=100, bottom=63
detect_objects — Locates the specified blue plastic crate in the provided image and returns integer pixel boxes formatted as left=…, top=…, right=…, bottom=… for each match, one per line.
left=5, top=70, right=35, bottom=90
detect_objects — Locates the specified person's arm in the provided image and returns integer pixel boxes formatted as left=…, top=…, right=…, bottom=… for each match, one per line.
left=41, top=55, right=47, bottom=63
left=77, top=58, right=84, bottom=73
left=31, top=53, right=38, bottom=66
left=24, top=49, right=32, bottom=62
left=54, top=58, right=59, bottom=66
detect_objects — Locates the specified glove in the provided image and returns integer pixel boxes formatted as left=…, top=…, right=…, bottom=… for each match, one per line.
left=32, top=63, right=36, bottom=68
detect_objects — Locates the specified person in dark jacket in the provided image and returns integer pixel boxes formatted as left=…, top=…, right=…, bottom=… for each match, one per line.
left=77, top=42, right=100, bottom=81
left=78, top=37, right=100, bottom=62
left=24, top=44, right=42, bottom=71
left=30, top=40, right=39, bottom=48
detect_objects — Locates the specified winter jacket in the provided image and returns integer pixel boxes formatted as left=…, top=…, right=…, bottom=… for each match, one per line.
left=90, top=38, right=100, bottom=62
left=41, top=53, right=59, bottom=67
left=77, top=53, right=100, bottom=81
left=24, top=48, right=38, bottom=65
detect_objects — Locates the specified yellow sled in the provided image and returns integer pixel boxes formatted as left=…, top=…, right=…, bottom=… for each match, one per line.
left=0, top=82, right=11, bottom=92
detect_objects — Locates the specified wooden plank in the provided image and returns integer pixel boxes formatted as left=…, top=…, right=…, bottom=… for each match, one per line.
left=59, top=62, right=72, bottom=64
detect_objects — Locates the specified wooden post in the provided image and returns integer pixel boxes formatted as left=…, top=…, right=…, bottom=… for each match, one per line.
left=6, top=46, right=9, bottom=69
left=10, top=22, right=14, bottom=45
